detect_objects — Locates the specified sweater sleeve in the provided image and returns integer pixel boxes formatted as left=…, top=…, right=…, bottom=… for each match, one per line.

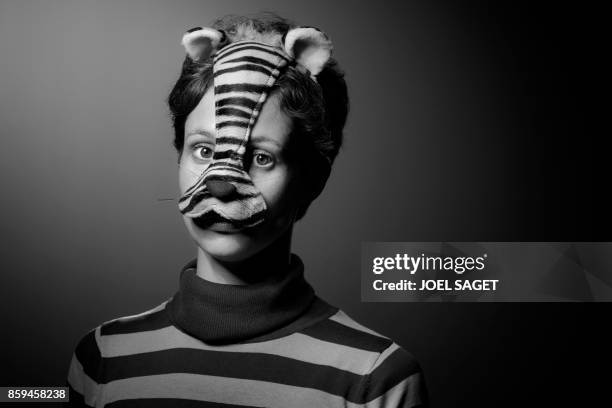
left=362, top=342, right=429, bottom=408
left=66, top=327, right=103, bottom=407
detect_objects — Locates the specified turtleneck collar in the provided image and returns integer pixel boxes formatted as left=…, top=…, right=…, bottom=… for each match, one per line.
left=167, top=253, right=318, bottom=345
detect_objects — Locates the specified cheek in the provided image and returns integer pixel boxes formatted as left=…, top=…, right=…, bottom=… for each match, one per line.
left=178, top=150, right=214, bottom=194
left=254, top=169, right=299, bottom=220
left=178, top=156, right=198, bottom=194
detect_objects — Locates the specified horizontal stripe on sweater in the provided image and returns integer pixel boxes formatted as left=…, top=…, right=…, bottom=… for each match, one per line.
left=69, top=303, right=424, bottom=407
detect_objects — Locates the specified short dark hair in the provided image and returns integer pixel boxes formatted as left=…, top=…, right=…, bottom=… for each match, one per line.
left=167, top=12, right=349, bottom=220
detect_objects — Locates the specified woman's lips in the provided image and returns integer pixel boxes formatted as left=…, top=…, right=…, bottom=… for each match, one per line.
left=206, top=222, right=244, bottom=233
left=192, top=211, right=243, bottom=233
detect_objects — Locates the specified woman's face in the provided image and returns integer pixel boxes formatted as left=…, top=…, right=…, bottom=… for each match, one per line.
left=179, top=87, right=301, bottom=262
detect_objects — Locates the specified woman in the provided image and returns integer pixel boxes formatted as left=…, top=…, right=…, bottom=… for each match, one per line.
left=66, top=13, right=428, bottom=408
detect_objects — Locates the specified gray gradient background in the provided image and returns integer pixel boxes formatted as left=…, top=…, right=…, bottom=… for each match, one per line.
left=0, top=0, right=603, bottom=407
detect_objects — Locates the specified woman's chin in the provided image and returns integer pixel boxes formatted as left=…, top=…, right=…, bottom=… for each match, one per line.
left=184, top=217, right=257, bottom=262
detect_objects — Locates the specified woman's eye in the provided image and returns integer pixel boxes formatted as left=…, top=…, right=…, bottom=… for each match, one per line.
left=193, top=145, right=213, bottom=160
left=253, top=152, right=274, bottom=167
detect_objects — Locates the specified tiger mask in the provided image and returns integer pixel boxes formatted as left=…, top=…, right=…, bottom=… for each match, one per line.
left=178, top=25, right=333, bottom=231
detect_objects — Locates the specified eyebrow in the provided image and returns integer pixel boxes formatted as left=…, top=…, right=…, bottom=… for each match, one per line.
left=186, top=129, right=215, bottom=139
left=250, top=134, right=283, bottom=149
left=186, top=130, right=284, bottom=149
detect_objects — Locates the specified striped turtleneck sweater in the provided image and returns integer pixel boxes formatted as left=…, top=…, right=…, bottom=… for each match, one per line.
left=66, top=254, right=428, bottom=407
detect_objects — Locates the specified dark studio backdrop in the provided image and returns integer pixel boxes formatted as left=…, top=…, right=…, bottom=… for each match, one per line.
left=0, top=0, right=605, bottom=407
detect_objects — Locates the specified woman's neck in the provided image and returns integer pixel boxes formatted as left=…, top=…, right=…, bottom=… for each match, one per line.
left=196, top=227, right=293, bottom=285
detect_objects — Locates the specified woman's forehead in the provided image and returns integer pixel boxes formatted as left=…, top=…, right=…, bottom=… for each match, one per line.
left=185, top=88, right=292, bottom=148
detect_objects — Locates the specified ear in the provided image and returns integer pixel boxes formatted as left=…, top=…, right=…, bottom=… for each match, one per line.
left=181, top=27, right=226, bottom=62
left=283, top=27, right=333, bottom=79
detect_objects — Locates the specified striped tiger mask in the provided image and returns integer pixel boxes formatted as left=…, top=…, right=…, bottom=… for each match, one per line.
left=177, top=26, right=333, bottom=230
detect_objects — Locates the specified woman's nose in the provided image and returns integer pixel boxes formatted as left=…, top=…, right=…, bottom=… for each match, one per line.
left=206, top=179, right=237, bottom=200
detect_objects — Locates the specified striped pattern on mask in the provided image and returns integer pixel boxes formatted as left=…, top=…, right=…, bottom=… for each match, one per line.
left=178, top=41, right=291, bottom=230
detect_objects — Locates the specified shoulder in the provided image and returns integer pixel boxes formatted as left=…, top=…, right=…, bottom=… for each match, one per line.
left=66, top=325, right=102, bottom=406
left=363, top=340, right=428, bottom=407
left=97, top=299, right=171, bottom=337
left=304, top=307, right=394, bottom=353
left=306, top=308, right=429, bottom=407
left=69, top=300, right=170, bottom=359
left=66, top=300, right=171, bottom=405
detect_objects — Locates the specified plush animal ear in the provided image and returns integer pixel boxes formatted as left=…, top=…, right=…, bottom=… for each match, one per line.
left=283, top=27, right=333, bottom=80
left=181, top=27, right=226, bottom=62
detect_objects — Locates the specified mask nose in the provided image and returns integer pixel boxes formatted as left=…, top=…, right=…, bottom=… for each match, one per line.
left=206, top=179, right=237, bottom=201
